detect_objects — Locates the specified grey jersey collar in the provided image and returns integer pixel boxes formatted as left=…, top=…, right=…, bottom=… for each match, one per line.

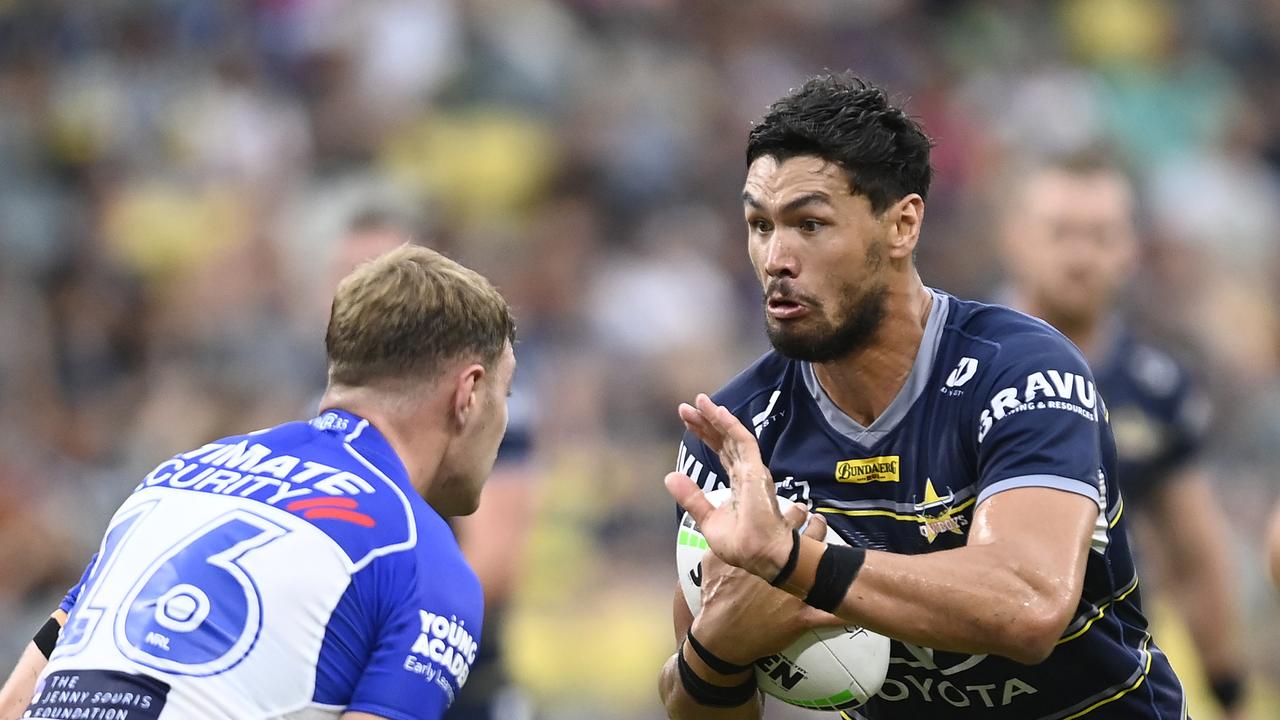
left=802, top=289, right=950, bottom=446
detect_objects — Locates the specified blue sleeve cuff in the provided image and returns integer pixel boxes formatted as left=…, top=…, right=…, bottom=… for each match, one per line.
left=977, top=474, right=1103, bottom=509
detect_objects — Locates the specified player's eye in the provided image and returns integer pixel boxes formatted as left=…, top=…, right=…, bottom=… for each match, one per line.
left=800, top=219, right=824, bottom=233
left=749, top=218, right=772, bottom=234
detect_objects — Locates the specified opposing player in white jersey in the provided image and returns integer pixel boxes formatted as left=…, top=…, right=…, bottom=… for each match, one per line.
left=0, top=245, right=517, bottom=719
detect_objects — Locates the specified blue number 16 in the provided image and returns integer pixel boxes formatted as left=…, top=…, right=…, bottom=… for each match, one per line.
left=58, top=504, right=289, bottom=677
left=114, top=510, right=288, bottom=676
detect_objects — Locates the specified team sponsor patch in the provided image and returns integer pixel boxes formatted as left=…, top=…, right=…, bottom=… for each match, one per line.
left=977, top=369, right=1098, bottom=443
left=401, top=610, right=479, bottom=704
left=835, top=456, right=901, bottom=484
left=26, top=669, right=168, bottom=720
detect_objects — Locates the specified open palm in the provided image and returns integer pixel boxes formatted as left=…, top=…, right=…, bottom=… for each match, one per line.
left=665, top=394, right=794, bottom=580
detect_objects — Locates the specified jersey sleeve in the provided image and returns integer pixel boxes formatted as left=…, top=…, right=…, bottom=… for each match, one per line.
left=345, top=607, right=452, bottom=720
left=972, top=336, right=1106, bottom=509
left=58, top=553, right=98, bottom=614
left=345, top=542, right=483, bottom=719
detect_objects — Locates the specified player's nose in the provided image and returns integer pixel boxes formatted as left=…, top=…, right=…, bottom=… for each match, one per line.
left=763, top=235, right=800, bottom=279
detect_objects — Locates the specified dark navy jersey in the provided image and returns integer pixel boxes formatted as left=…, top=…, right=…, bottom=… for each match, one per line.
left=676, top=291, right=1187, bottom=719
left=1092, top=329, right=1209, bottom=511
left=41, top=410, right=482, bottom=720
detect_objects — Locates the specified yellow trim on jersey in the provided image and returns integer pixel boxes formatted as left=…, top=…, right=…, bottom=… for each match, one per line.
left=815, top=497, right=976, bottom=524
left=1056, top=574, right=1141, bottom=645
left=1059, top=634, right=1154, bottom=719
left=1108, top=497, right=1125, bottom=528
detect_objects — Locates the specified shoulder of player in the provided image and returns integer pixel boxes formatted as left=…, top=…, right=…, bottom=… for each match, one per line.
left=401, top=514, right=481, bottom=609
left=677, top=351, right=792, bottom=474
left=353, top=511, right=482, bottom=635
left=402, top=509, right=469, bottom=569
left=339, top=503, right=468, bottom=598
left=708, top=350, right=795, bottom=420
left=940, top=300, right=1097, bottom=410
left=164, top=418, right=422, bottom=570
left=948, top=300, right=1086, bottom=371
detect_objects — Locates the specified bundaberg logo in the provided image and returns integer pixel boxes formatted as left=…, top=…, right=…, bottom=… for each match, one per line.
left=835, top=455, right=900, bottom=483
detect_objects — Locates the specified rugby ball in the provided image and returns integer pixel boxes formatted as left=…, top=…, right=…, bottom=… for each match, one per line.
left=676, top=488, right=889, bottom=711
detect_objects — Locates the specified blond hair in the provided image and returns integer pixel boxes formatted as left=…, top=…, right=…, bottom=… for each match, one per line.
left=325, top=245, right=515, bottom=387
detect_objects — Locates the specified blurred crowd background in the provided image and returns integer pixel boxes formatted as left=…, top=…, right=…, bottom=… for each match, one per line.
left=1, top=0, right=1278, bottom=717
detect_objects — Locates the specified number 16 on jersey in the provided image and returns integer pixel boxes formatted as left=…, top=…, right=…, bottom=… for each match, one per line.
left=57, top=500, right=290, bottom=678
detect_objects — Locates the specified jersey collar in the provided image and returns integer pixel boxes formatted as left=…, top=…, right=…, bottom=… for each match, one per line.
left=310, top=408, right=410, bottom=487
left=801, top=288, right=951, bottom=446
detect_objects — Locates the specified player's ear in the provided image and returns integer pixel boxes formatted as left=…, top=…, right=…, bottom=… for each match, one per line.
left=450, top=363, right=486, bottom=428
left=886, top=193, right=924, bottom=261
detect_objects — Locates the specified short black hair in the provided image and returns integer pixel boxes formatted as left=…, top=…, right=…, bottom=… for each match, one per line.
left=746, top=73, right=934, bottom=214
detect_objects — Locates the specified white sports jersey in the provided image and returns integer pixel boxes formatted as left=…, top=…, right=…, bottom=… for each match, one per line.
left=27, top=410, right=483, bottom=720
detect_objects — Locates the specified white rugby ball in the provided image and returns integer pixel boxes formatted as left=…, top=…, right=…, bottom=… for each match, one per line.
left=676, top=488, right=889, bottom=711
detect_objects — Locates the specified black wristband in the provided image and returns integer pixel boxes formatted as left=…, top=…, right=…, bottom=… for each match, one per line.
left=1209, top=674, right=1244, bottom=710
left=33, top=616, right=61, bottom=659
left=803, top=545, right=866, bottom=613
left=770, top=528, right=801, bottom=587
left=677, top=644, right=757, bottom=708
left=686, top=630, right=751, bottom=675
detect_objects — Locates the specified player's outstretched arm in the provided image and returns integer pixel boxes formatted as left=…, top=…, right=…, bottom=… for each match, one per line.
left=0, top=643, right=48, bottom=720
left=785, top=487, right=1093, bottom=664
left=0, top=611, right=65, bottom=720
left=668, top=394, right=1095, bottom=665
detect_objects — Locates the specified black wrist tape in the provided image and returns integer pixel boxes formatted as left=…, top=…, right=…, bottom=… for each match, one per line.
left=686, top=631, right=751, bottom=675
left=33, top=616, right=61, bottom=659
left=770, top=528, right=801, bottom=587
left=677, top=643, right=757, bottom=708
left=803, top=545, right=866, bottom=613
left=1209, top=674, right=1244, bottom=710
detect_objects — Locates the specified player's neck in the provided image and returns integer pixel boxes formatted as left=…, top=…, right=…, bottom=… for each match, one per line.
left=318, top=386, right=448, bottom=500
left=812, top=279, right=933, bottom=428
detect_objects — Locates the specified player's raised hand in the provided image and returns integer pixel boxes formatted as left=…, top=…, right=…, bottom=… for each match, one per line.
left=665, top=394, right=793, bottom=580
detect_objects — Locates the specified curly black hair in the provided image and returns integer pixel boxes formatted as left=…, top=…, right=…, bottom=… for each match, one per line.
left=746, top=73, right=934, bottom=214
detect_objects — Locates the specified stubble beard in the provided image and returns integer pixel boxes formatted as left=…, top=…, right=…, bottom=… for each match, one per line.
left=766, top=282, right=889, bottom=362
left=765, top=241, right=890, bottom=363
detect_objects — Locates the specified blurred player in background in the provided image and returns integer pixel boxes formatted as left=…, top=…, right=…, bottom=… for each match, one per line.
left=328, top=211, right=539, bottom=720
left=660, top=73, right=1186, bottom=719
left=0, top=246, right=516, bottom=719
left=997, top=152, right=1247, bottom=718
